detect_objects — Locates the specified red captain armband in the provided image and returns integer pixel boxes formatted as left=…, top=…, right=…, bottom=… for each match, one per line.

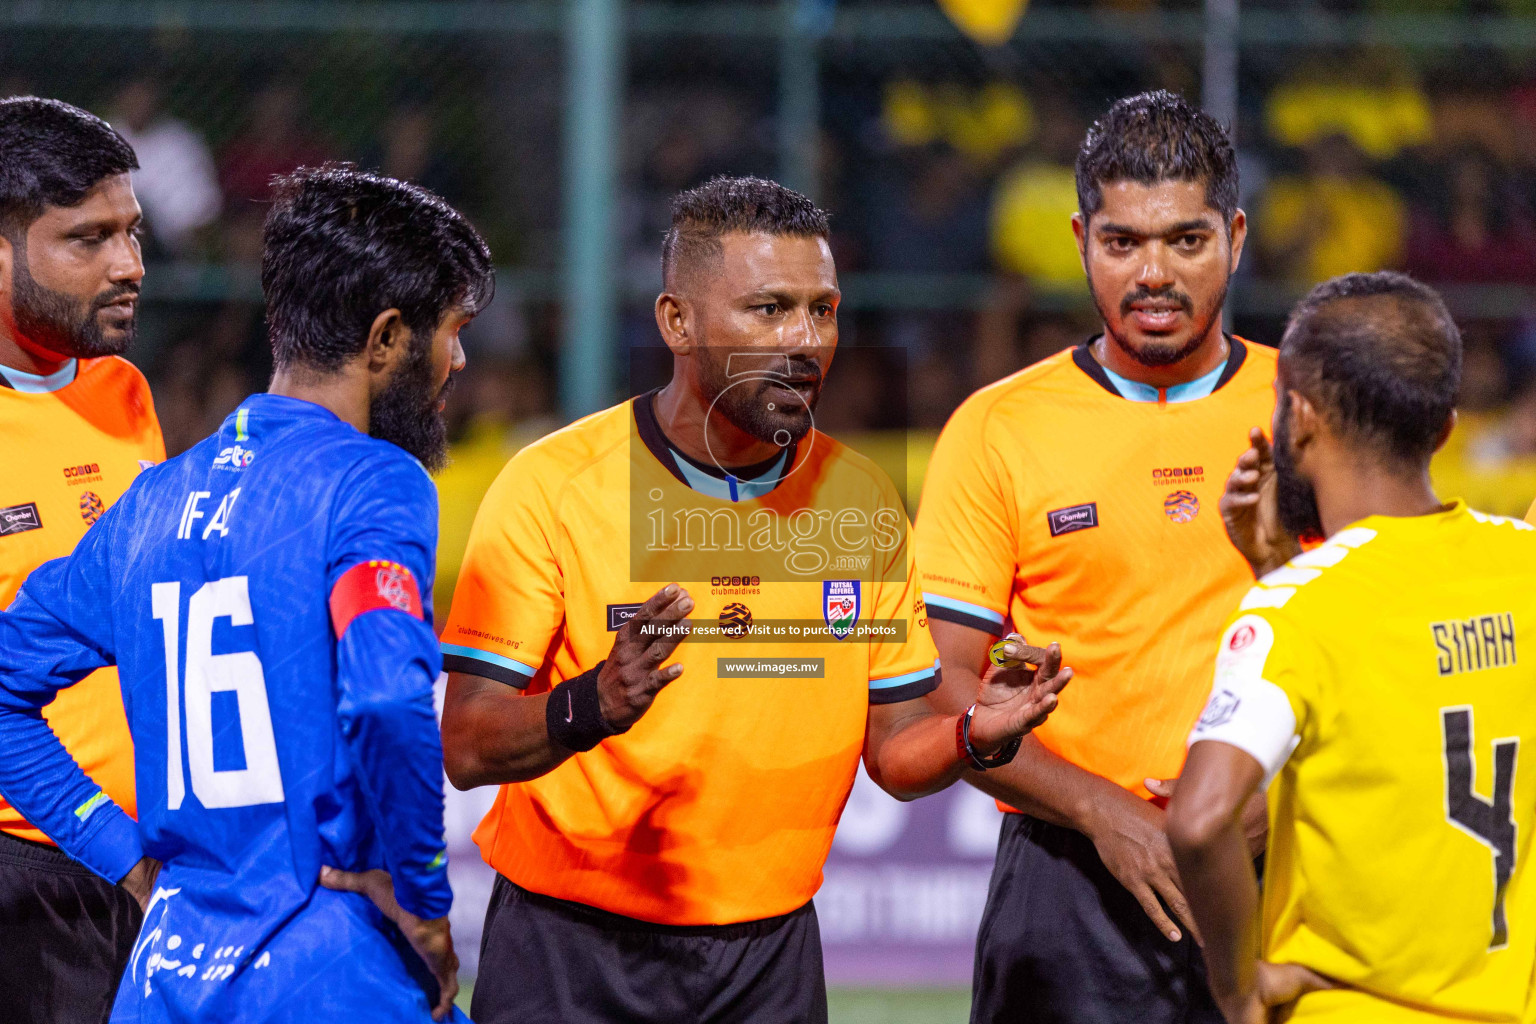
left=329, top=560, right=425, bottom=638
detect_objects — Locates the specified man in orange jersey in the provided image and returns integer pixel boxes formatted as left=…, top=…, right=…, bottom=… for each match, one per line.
left=0, top=98, right=164, bottom=1023
left=439, top=176, right=1071, bottom=1024
left=917, top=91, right=1274, bottom=1024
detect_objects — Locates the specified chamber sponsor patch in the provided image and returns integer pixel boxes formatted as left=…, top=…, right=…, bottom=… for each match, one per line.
left=1046, top=502, right=1098, bottom=537
left=607, top=603, right=642, bottom=631
left=0, top=502, right=42, bottom=536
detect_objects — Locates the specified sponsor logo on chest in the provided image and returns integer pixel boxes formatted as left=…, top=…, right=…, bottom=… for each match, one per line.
left=1046, top=502, right=1098, bottom=537
left=62, top=462, right=104, bottom=485
left=1151, top=465, right=1204, bottom=485
left=0, top=502, right=42, bottom=536
left=607, top=603, right=642, bottom=631
left=711, top=573, right=761, bottom=595
left=718, top=602, right=753, bottom=637
left=79, top=490, right=104, bottom=525
left=1163, top=489, right=1200, bottom=523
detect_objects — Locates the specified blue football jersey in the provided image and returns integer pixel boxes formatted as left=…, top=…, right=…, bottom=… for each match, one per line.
left=0, top=393, right=464, bottom=1022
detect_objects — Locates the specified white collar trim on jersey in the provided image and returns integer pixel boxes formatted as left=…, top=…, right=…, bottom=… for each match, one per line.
left=672, top=447, right=789, bottom=503
left=1101, top=358, right=1225, bottom=404
left=0, top=358, right=78, bottom=393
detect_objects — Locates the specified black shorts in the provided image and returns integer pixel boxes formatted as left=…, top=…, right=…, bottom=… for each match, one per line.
left=471, top=874, right=828, bottom=1024
left=0, top=829, right=143, bottom=1024
left=970, top=813, right=1223, bottom=1024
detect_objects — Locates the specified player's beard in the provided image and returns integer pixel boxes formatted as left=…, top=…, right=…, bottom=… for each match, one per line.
left=1272, top=401, right=1325, bottom=540
left=695, top=345, right=824, bottom=447
left=1090, top=277, right=1226, bottom=368
left=369, top=335, right=452, bottom=473
left=9, top=250, right=137, bottom=359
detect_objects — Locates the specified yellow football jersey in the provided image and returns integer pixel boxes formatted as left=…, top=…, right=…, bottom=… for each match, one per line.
left=1192, top=502, right=1536, bottom=1022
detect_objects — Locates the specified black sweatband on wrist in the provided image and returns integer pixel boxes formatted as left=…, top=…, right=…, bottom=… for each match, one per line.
left=546, top=662, right=620, bottom=753
left=957, top=703, right=1022, bottom=772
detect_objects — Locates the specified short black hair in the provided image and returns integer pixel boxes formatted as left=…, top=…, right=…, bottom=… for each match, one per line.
left=1076, top=90, right=1237, bottom=225
left=1281, top=271, right=1462, bottom=466
left=262, top=163, right=494, bottom=372
left=662, top=176, right=830, bottom=289
left=0, top=96, right=138, bottom=238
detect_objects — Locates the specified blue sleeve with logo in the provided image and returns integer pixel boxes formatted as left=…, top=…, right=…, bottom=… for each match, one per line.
left=327, top=453, right=452, bottom=920
left=0, top=504, right=144, bottom=881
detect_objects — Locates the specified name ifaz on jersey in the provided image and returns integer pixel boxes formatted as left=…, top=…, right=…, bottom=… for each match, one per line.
left=1432, top=613, right=1516, bottom=677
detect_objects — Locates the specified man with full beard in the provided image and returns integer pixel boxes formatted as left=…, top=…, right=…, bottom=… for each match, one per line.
left=438, top=175, right=1071, bottom=1023
left=916, top=91, right=1276, bottom=1024
left=0, top=96, right=164, bottom=1024
left=0, top=164, right=491, bottom=1022
left=1169, top=272, right=1536, bottom=1024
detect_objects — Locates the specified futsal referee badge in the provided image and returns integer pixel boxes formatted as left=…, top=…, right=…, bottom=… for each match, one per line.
left=824, top=580, right=860, bottom=640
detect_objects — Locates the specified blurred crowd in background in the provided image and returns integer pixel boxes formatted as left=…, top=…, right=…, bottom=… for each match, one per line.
left=9, top=0, right=1536, bottom=587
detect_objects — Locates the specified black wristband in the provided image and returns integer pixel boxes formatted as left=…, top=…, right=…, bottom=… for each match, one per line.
left=958, top=704, right=1022, bottom=771
left=546, top=662, right=620, bottom=753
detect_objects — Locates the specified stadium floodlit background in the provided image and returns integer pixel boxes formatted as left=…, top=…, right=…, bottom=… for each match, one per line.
left=10, top=0, right=1536, bottom=1017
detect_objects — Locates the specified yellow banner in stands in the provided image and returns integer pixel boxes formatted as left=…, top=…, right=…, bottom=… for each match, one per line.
left=937, top=0, right=1029, bottom=46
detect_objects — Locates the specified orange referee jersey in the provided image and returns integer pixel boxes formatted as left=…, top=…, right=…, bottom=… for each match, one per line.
left=442, top=392, right=939, bottom=925
left=0, top=356, right=164, bottom=843
left=916, top=337, right=1276, bottom=799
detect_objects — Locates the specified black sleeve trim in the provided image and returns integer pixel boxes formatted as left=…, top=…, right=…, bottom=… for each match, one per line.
left=443, top=653, right=529, bottom=689
left=869, top=669, right=941, bottom=706
left=925, top=603, right=1005, bottom=636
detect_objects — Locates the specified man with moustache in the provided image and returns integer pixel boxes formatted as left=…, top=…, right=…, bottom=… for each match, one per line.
left=916, top=91, right=1276, bottom=1023
left=439, top=175, right=1072, bottom=1024
left=1170, top=272, right=1536, bottom=1024
left=0, top=96, right=164, bottom=1024
left=0, top=164, right=491, bottom=1022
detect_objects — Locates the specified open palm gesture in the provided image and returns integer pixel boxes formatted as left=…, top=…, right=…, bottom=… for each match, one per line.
left=968, top=635, right=1074, bottom=753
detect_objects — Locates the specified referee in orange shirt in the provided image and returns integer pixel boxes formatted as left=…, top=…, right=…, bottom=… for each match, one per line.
left=0, top=98, right=164, bottom=1023
left=439, top=176, right=1071, bottom=1023
left=917, top=91, right=1273, bottom=1024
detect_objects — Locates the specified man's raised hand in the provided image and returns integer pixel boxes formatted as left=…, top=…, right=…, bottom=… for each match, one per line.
left=597, top=584, right=692, bottom=731
left=1220, top=427, right=1300, bottom=578
left=967, top=635, right=1073, bottom=753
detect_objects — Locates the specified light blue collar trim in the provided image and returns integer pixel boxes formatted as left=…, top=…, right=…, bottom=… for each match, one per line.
left=672, top=449, right=788, bottom=502
left=0, top=359, right=78, bottom=394
left=1101, top=359, right=1225, bottom=404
